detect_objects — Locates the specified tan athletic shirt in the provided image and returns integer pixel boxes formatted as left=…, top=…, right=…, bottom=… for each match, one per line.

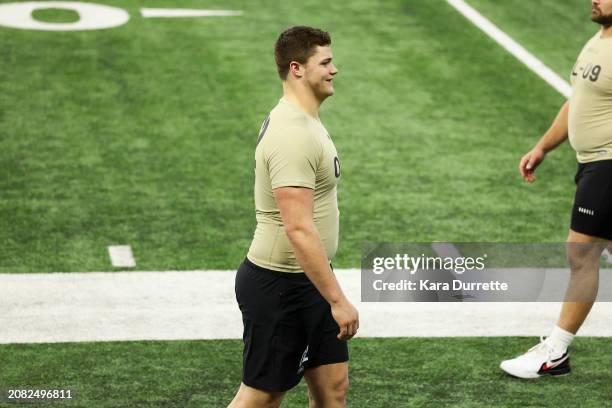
left=247, top=98, right=341, bottom=272
left=569, top=30, right=612, bottom=163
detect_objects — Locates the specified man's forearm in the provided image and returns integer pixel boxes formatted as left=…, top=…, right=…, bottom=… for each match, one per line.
left=286, top=226, right=346, bottom=304
left=535, top=101, right=570, bottom=153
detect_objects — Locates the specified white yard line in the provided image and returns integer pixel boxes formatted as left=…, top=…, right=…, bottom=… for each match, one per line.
left=446, top=0, right=571, bottom=98
left=140, top=9, right=242, bottom=18
left=107, top=245, right=136, bottom=268
left=1, top=270, right=611, bottom=344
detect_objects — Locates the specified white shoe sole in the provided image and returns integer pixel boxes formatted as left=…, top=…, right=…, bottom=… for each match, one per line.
left=499, top=361, right=541, bottom=379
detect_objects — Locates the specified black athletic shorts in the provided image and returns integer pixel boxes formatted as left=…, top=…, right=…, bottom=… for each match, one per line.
left=235, top=258, right=349, bottom=392
left=571, top=159, right=612, bottom=240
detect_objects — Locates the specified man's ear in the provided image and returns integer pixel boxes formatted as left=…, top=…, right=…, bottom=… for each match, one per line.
left=288, top=61, right=304, bottom=79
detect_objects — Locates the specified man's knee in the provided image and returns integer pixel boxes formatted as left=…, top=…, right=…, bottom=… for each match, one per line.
left=308, top=373, right=349, bottom=406
left=566, top=230, right=605, bottom=271
left=566, top=245, right=597, bottom=271
left=329, top=374, right=349, bottom=399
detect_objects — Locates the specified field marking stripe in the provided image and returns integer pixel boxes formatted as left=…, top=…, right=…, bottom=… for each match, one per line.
left=446, top=0, right=572, bottom=98
left=107, top=245, right=135, bottom=268
left=2, top=269, right=612, bottom=343
left=140, top=8, right=243, bottom=18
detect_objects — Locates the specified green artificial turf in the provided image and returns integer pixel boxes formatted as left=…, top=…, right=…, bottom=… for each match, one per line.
left=0, top=337, right=609, bottom=407
left=31, top=9, right=80, bottom=24
left=0, top=4, right=608, bottom=408
left=0, top=0, right=598, bottom=272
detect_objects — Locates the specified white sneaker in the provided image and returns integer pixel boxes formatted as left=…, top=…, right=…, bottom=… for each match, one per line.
left=500, top=337, right=571, bottom=379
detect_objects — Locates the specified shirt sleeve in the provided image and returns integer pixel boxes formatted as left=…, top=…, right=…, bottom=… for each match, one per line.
left=265, top=127, right=322, bottom=189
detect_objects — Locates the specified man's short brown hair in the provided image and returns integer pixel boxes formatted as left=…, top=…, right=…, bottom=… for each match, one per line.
left=274, top=26, right=331, bottom=80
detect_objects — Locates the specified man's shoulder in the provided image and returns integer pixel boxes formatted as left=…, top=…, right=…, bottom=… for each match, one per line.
left=581, top=30, right=603, bottom=50
left=263, top=105, right=319, bottom=142
left=268, top=101, right=310, bottom=131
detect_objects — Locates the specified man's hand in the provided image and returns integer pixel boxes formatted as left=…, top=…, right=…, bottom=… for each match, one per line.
left=331, top=297, right=359, bottom=341
left=519, top=147, right=546, bottom=183
left=517, top=101, right=568, bottom=183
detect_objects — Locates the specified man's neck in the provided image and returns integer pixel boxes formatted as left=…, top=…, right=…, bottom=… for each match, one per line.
left=602, top=25, right=612, bottom=38
left=282, top=82, right=322, bottom=119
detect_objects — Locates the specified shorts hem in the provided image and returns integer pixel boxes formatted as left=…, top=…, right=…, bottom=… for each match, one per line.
left=242, top=377, right=302, bottom=393
left=569, top=225, right=612, bottom=241
left=306, top=355, right=349, bottom=370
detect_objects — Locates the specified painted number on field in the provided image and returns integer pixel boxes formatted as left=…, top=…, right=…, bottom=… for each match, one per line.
left=0, top=1, right=243, bottom=31
left=0, top=2, right=129, bottom=31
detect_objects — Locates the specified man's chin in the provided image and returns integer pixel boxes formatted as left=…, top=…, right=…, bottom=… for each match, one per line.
left=317, top=87, right=334, bottom=99
left=592, top=12, right=612, bottom=25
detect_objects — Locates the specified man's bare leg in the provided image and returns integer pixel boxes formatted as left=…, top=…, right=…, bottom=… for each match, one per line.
left=304, top=362, right=349, bottom=408
left=558, top=229, right=607, bottom=334
left=500, top=230, right=607, bottom=378
left=227, top=383, right=284, bottom=408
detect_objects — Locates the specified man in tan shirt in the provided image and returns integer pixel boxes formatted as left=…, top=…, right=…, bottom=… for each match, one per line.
left=229, top=26, right=358, bottom=407
left=501, top=0, right=612, bottom=379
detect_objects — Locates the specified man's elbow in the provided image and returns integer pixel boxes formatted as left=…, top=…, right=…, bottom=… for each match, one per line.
left=283, top=220, right=316, bottom=239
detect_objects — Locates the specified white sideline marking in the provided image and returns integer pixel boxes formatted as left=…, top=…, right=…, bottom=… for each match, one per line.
left=1, top=270, right=612, bottom=344
left=446, top=0, right=571, bottom=98
left=107, top=245, right=135, bottom=268
left=140, top=8, right=242, bottom=18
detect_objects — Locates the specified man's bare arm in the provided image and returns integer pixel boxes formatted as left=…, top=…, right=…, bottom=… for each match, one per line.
left=536, top=101, right=570, bottom=152
left=519, top=101, right=569, bottom=183
left=273, top=186, right=359, bottom=340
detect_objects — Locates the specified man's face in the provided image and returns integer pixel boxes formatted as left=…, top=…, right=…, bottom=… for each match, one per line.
left=302, top=45, right=338, bottom=99
left=592, top=0, right=612, bottom=25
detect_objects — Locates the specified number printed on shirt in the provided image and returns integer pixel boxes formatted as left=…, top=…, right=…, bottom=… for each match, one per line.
left=576, top=63, right=602, bottom=82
